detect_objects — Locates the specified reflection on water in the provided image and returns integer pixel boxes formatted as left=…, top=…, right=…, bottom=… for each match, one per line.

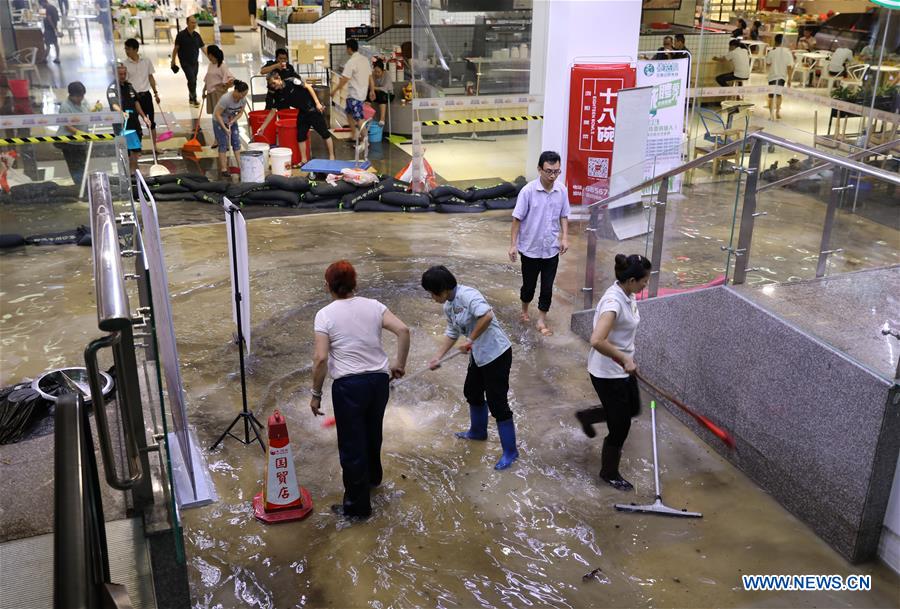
left=2, top=211, right=897, bottom=608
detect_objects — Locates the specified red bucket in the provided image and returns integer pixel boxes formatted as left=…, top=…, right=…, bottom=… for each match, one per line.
left=249, top=110, right=276, bottom=146
left=8, top=79, right=29, bottom=98
left=276, top=109, right=312, bottom=165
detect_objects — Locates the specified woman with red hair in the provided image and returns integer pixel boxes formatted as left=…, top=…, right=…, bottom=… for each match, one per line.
left=310, top=260, right=410, bottom=520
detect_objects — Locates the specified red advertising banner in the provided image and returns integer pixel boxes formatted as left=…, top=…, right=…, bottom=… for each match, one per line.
left=566, top=63, right=636, bottom=204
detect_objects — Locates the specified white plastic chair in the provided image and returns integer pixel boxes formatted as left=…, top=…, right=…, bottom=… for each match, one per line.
left=841, top=64, right=868, bottom=88
left=789, top=50, right=816, bottom=87
left=749, top=42, right=768, bottom=74
left=6, top=47, right=43, bottom=87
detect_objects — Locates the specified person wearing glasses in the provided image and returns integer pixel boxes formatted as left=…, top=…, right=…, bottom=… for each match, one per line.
left=509, top=150, right=570, bottom=337
left=576, top=254, right=652, bottom=491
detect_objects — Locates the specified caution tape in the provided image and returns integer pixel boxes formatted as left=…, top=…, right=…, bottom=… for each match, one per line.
left=420, top=115, right=543, bottom=126
left=0, top=134, right=116, bottom=146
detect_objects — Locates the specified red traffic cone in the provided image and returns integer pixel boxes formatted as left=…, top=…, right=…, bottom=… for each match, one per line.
left=253, top=410, right=313, bottom=523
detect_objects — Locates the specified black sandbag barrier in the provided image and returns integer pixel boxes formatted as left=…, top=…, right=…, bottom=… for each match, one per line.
left=151, top=192, right=197, bottom=201
left=308, top=198, right=344, bottom=210
left=25, top=226, right=90, bottom=245
left=341, top=178, right=403, bottom=209
left=467, top=182, right=516, bottom=201
left=431, top=185, right=470, bottom=201
left=150, top=183, right=193, bottom=194
left=240, top=189, right=299, bottom=207
left=408, top=205, right=436, bottom=213
left=513, top=176, right=527, bottom=194
left=7, top=182, right=79, bottom=203
left=310, top=180, right=358, bottom=197
left=143, top=173, right=209, bottom=186
left=265, top=175, right=312, bottom=193
left=194, top=192, right=224, bottom=205
left=484, top=197, right=517, bottom=210
left=354, top=200, right=406, bottom=212
left=226, top=182, right=269, bottom=199
left=380, top=191, right=432, bottom=208
left=437, top=201, right=486, bottom=213
left=180, top=178, right=227, bottom=193
left=0, top=234, right=26, bottom=248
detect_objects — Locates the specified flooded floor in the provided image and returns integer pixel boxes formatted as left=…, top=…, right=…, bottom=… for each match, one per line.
left=147, top=212, right=896, bottom=608
left=2, top=207, right=898, bottom=608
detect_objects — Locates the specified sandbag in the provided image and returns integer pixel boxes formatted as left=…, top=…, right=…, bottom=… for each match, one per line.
left=226, top=182, right=269, bottom=199
left=301, top=191, right=320, bottom=203
left=265, top=175, right=312, bottom=193
left=180, top=178, right=227, bottom=193
left=437, top=202, right=486, bottom=214
left=241, top=189, right=299, bottom=207
left=151, top=192, right=196, bottom=201
left=513, top=176, right=527, bottom=194
left=194, top=192, right=224, bottom=205
left=308, top=198, right=342, bottom=209
left=150, top=183, right=192, bottom=194
left=430, top=185, right=470, bottom=201
left=143, top=173, right=208, bottom=185
left=408, top=205, right=435, bottom=213
left=0, top=234, right=26, bottom=248
left=484, top=197, right=517, bottom=210
left=25, top=226, right=90, bottom=245
left=354, top=200, right=406, bottom=212
left=380, top=191, right=432, bottom=208
left=340, top=178, right=402, bottom=209
left=311, top=181, right=357, bottom=197
left=467, top=182, right=516, bottom=201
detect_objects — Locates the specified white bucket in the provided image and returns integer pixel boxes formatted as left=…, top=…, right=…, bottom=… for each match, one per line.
left=270, top=147, right=292, bottom=177
left=240, top=150, right=265, bottom=183
left=248, top=142, right=270, bottom=172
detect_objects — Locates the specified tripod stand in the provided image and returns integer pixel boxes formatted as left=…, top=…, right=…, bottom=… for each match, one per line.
left=210, top=204, right=265, bottom=453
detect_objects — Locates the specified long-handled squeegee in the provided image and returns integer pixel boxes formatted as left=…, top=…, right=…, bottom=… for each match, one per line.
left=615, top=401, right=702, bottom=518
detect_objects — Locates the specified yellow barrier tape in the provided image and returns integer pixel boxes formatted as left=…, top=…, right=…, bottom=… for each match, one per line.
left=0, top=134, right=117, bottom=146
left=420, top=115, right=544, bottom=127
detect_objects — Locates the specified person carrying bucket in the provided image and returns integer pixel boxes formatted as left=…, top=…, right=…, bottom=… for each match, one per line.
left=213, top=80, right=249, bottom=178
left=576, top=254, right=652, bottom=492
left=255, top=72, right=334, bottom=164
left=310, top=260, right=410, bottom=520
left=107, top=62, right=149, bottom=172
left=421, top=266, right=519, bottom=471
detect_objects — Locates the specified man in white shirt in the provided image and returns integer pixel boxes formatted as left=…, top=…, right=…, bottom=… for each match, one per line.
left=765, top=34, right=794, bottom=120
left=827, top=46, right=854, bottom=79
left=714, top=39, right=751, bottom=87
left=124, top=38, right=159, bottom=141
left=330, top=39, right=374, bottom=144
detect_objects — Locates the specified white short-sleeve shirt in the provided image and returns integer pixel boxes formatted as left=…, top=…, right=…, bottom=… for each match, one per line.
left=342, top=52, right=372, bottom=101
left=766, top=47, right=793, bottom=81
left=828, top=48, right=853, bottom=74
left=587, top=282, right=640, bottom=379
left=125, top=56, right=154, bottom=93
left=314, top=296, right=389, bottom=380
left=726, top=47, right=752, bottom=79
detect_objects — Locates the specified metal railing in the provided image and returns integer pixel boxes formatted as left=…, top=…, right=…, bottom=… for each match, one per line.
left=580, top=131, right=900, bottom=308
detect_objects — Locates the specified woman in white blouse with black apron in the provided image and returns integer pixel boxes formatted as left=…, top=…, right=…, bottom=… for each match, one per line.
left=576, top=254, right=651, bottom=491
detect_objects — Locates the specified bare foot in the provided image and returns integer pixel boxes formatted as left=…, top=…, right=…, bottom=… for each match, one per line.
left=537, top=325, right=553, bottom=337
left=520, top=312, right=531, bottom=323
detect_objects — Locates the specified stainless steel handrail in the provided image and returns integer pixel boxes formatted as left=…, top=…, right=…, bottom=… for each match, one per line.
left=586, top=130, right=900, bottom=210
left=757, top=137, right=900, bottom=193
left=89, top=172, right=131, bottom=332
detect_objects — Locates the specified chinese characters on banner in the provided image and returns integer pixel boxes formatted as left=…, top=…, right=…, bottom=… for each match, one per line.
left=566, top=63, right=636, bottom=204
left=636, top=58, right=689, bottom=195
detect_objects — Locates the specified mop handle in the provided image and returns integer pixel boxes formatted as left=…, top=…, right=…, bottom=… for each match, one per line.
left=190, top=97, right=206, bottom=140
left=650, top=401, right=661, bottom=499
left=391, top=349, right=465, bottom=388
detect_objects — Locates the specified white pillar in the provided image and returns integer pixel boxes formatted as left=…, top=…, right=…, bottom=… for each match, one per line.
left=527, top=0, right=642, bottom=184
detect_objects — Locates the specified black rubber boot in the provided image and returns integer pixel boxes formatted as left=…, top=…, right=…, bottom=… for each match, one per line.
left=575, top=406, right=606, bottom=438
left=599, top=440, right=633, bottom=491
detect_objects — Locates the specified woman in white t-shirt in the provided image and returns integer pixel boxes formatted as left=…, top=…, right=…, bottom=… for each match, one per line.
left=575, top=254, right=651, bottom=491
left=310, top=260, right=410, bottom=520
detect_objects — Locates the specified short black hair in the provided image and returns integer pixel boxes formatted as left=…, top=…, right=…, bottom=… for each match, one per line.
left=373, top=59, right=385, bottom=71
left=124, top=38, right=140, bottom=50
left=347, top=39, right=359, bottom=52
left=538, top=150, right=561, bottom=168
left=67, top=81, right=86, bottom=97
left=233, top=80, right=249, bottom=93
left=729, top=39, right=741, bottom=48
left=774, top=33, right=784, bottom=46
left=421, top=265, right=457, bottom=294
left=207, top=44, right=224, bottom=65
left=674, top=33, right=686, bottom=42
left=275, top=48, right=288, bottom=58
left=614, top=254, right=652, bottom=283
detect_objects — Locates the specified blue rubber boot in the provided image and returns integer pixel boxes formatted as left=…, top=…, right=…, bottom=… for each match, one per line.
left=455, top=402, right=488, bottom=440
left=494, top=418, right=519, bottom=470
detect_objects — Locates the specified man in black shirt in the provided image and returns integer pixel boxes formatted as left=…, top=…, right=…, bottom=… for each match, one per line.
left=672, top=34, right=690, bottom=61
left=170, top=15, right=206, bottom=107
left=255, top=72, right=334, bottom=164
left=259, top=48, right=298, bottom=80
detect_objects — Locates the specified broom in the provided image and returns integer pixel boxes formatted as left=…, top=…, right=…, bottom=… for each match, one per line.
left=182, top=96, right=205, bottom=154
left=156, top=104, right=175, bottom=142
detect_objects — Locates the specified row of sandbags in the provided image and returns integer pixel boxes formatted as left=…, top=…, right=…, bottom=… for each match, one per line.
left=0, top=224, right=132, bottom=249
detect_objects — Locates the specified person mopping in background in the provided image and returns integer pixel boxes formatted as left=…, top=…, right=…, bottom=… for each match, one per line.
left=422, top=265, right=519, bottom=470
left=107, top=62, right=148, bottom=172
left=213, top=80, right=249, bottom=177
left=123, top=38, right=159, bottom=143
left=576, top=254, right=652, bottom=491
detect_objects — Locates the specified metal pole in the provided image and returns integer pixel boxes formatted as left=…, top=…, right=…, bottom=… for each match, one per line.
left=650, top=402, right=661, bottom=500
left=731, top=139, right=762, bottom=285
left=648, top=178, right=669, bottom=298
left=815, top=168, right=849, bottom=278
left=230, top=209, right=252, bottom=444
left=582, top=203, right=600, bottom=310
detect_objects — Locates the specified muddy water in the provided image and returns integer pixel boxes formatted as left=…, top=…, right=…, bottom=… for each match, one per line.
left=2, top=211, right=898, bottom=608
